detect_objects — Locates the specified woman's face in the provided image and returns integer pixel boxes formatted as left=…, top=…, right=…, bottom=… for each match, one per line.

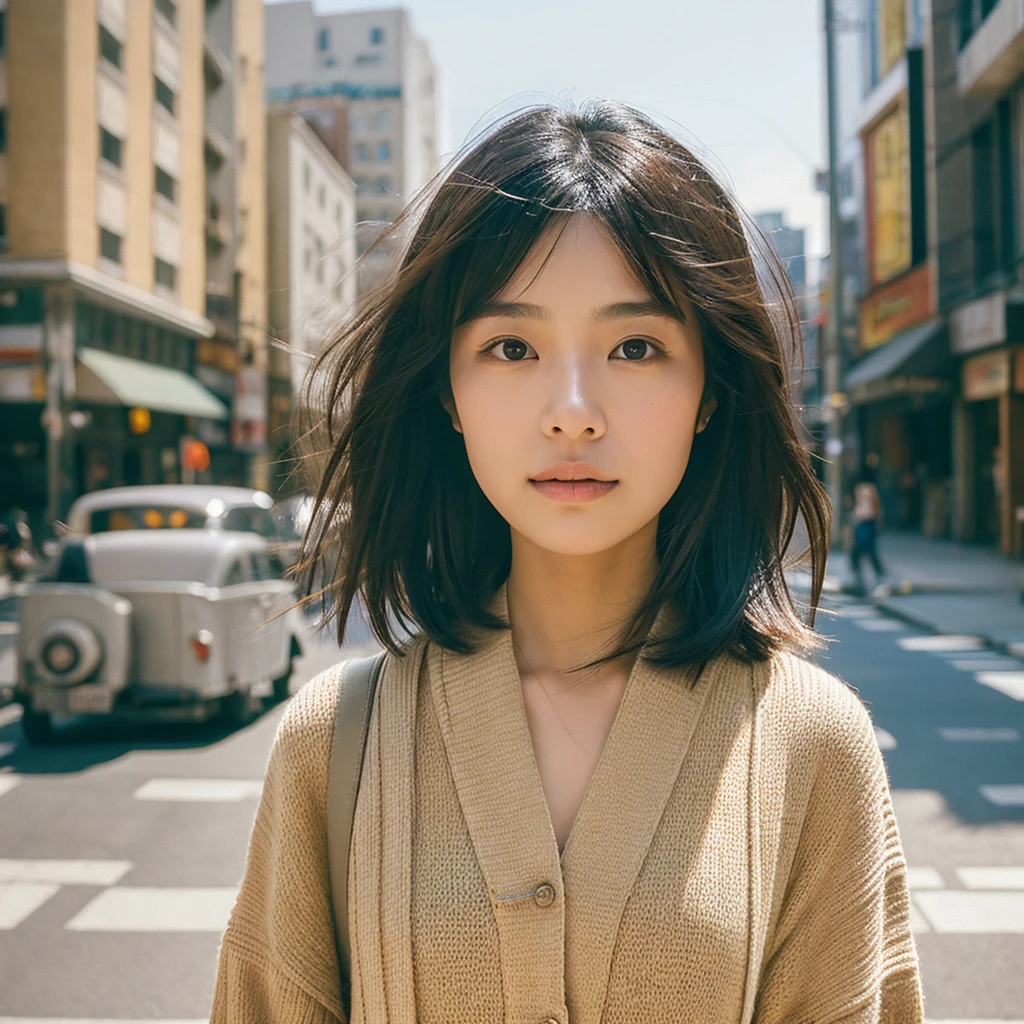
left=447, top=213, right=714, bottom=558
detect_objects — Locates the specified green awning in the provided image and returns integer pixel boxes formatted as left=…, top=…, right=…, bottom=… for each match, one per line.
left=76, top=347, right=229, bottom=420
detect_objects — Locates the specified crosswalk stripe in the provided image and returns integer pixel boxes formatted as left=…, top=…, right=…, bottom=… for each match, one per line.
left=912, top=891, right=1024, bottom=933
left=957, top=867, right=1024, bottom=890
left=898, top=635, right=985, bottom=652
left=834, top=605, right=881, bottom=618
left=974, top=672, right=1024, bottom=701
left=852, top=618, right=905, bottom=631
left=979, top=784, right=1024, bottom=806
left=0, top=882, right=60, bottom=929
left=0, top=860, right=132, bottom=886
left=0, top=775, right=21, bottom=798
left=65, top=886, right=238, bottom=932
left=907, top=866, right=944, bottom=889
left=874, top=726, right=897, bottom=750
left=133, top=778, right=264, bottom=802
left=948, top=657, right=1023, bottom=671
left=939, top=727, right=1020, bottom=742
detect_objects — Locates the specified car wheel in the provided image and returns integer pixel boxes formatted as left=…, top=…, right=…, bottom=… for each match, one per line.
left=221, top=688, right=254, bottom=728
left=20, top=709, right=55, bottom=745
left=272, top=660, right=294, bottom=703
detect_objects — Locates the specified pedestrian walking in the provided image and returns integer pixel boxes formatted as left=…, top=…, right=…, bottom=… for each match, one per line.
left=211, top=102, right=924, bottom=1024
left=850, top=464, right=887, bottom=593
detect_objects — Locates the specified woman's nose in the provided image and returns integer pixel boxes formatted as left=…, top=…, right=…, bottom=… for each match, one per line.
left=539, top=354, right=607, bottom=439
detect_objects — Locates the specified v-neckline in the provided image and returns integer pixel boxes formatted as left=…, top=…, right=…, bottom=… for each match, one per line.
left=426, top=579, right=718, bottom=1021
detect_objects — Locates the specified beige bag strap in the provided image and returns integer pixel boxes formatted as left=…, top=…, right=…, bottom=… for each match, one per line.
left=326, top=650, right=387, bottom=1020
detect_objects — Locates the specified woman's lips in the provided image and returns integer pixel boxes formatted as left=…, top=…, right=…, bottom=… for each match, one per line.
left=530, top=479, right=618, bottom=503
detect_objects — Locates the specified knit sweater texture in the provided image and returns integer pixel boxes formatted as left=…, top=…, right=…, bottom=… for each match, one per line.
left=210, top=583, right=925, bottom=1023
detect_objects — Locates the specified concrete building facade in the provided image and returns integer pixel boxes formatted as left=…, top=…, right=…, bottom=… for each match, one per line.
left=0, top=0, right=271, bottom=531
left=264, top=2, right=439, bottom=289
left=833, top=0, right=1024, bottom=555
left=266, top=109, right=356, bottom=492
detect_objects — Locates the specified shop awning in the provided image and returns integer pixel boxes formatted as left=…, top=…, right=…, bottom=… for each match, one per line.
left=76, top=347, right=229, bottom=420
left=843, top=318, right=950, bottom=404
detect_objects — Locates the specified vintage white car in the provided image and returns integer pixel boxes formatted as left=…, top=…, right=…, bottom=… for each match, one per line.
left=15, top=528, right=302, bottom=744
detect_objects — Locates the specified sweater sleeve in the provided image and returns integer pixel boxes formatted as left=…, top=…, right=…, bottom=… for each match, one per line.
left=210, top=669, right=347, bottom=1024
left=752, top=684, right=925, bottom=1024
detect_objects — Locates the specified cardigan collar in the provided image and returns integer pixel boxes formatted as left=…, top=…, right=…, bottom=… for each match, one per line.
left=426, top=579, right=717, bottom=1024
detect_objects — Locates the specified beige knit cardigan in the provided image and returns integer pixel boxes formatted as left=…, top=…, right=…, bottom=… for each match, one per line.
left=210, top=583, right=925, bottom=1024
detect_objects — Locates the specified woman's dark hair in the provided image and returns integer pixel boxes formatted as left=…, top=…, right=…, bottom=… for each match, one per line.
left=296, top=99, right=830, bottom=671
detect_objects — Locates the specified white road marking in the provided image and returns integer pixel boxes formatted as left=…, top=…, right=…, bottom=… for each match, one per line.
left=898, top=635, right=985, bottom=652
left=939, top=727, right=1020, bottom=742
left=133, top=778, right=264, bottom=802
left=980, top=785, right=1024, bottom=806
left=874, top=727, right=897, bottom=750
left=852, top=618, right=905, bottom=631
left=912, top=891, right=1024, bottom=933
left=65, top=886, right=239, bottom=932
left=907, top=866, right=944, bottom=889
left=0, top=703, right=23, bottom=728
left=0, top=882, right=60, bottom=929
left=948, top=657, right=1024, bottom=672
left=974, top=672, right=1024, bottom=701
left=0, top=775, right=21, bottom=798
left=909, top=901, right=931, bottom=933
left=835, top=605, right=881, bottom=618
left=0, top=860, right=132, bottom=886
left=957, top=867, right=1024, bottom=890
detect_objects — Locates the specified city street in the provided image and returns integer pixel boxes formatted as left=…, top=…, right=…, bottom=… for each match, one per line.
left=0, top=593, right=1023, bottom=1023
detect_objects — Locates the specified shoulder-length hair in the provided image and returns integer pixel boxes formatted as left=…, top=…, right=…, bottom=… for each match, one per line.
left=296, top=99, right=830, bottom=670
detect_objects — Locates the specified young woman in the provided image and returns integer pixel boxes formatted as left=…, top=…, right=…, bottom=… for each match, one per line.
left=211, top=102, right=925, bottom=1024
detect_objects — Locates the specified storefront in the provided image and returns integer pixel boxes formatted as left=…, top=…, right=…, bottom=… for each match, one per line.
left=845, top=262, right=953, bottom=537
left=949, top=290, right=1024, bottom=555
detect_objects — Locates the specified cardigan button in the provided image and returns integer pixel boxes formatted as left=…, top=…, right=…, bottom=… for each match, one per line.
left=533, top=882, right=556, bottom=907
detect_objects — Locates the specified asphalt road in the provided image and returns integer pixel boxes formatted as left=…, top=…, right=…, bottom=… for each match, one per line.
left=0, top=593, right=1022, bottom=1023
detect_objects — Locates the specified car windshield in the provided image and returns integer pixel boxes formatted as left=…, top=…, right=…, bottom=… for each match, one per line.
left=84, top=541, right=226, bottom=586
left=89, top=506, right=208, bottom=533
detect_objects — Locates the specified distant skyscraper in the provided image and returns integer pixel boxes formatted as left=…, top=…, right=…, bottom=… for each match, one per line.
left=753, top=210, right=807, bottom=293
left=264, top=3, right=439, bottom=288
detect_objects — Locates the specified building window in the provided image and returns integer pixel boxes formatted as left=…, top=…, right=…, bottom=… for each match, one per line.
left=376, top=110, right=390, bottom=131
left=972, top=119, right=997, bottom=284
left=0, top=205, right=7, bottom=251
left=154, top=75, right=176, bottom=116
left=355, top=143, right=369, bottom=162
left=0, top=10, right=6, bottom=55
left=100, top=127, right=123, bottom=168
left=100, top=228, right=123, bottom=265
left=376, top=140, right=390, bottom=162
left=352, top=112, right=367, bottom=132
left=99, top=24, right=122, bottom=69
left=154, top=257, right=177, bottom=292
left=318, top=27, right=330, bottom=51
left=0, top=109, right=7, bottom=153
left=155, top=0, right=177, bottom=27
left=155, top=166, right=176, bottom=202
left=369, top=26, right=384, bottom=45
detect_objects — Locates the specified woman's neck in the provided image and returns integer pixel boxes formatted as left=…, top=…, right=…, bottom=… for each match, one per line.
left=505, top=520, right=658, bottom=678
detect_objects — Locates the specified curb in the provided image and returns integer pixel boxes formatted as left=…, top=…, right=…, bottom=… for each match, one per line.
left=871, top=596, right=1024, bottom=664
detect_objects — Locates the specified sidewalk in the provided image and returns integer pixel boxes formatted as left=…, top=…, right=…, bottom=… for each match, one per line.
left=826, top=531, right=1024, bottom=655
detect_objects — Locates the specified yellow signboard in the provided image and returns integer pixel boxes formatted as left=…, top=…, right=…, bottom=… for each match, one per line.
left=868, top=105, right=912, bottom=285
left=879, top=0, right=906, bottom=79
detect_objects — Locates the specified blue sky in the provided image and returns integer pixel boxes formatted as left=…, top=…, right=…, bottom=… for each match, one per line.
left=270, top=0, right=830, bottom=267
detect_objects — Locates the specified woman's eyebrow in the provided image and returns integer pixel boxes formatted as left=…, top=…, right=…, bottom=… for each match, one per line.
left=471, top=298, right=682, bottom=324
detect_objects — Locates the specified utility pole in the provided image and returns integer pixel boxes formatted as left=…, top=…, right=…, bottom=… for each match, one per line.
left=823, top=0, right=847, bottom=544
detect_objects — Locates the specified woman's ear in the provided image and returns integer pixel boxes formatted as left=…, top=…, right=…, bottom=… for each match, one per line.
left=695, top=394, right=718, bottom=434
left=440, top=394, right=463, bottom=434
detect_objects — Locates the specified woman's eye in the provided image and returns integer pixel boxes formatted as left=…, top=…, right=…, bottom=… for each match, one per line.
left=613, top=338, right=659, bottom=361
left=488, top=337, right=534, bottom=361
